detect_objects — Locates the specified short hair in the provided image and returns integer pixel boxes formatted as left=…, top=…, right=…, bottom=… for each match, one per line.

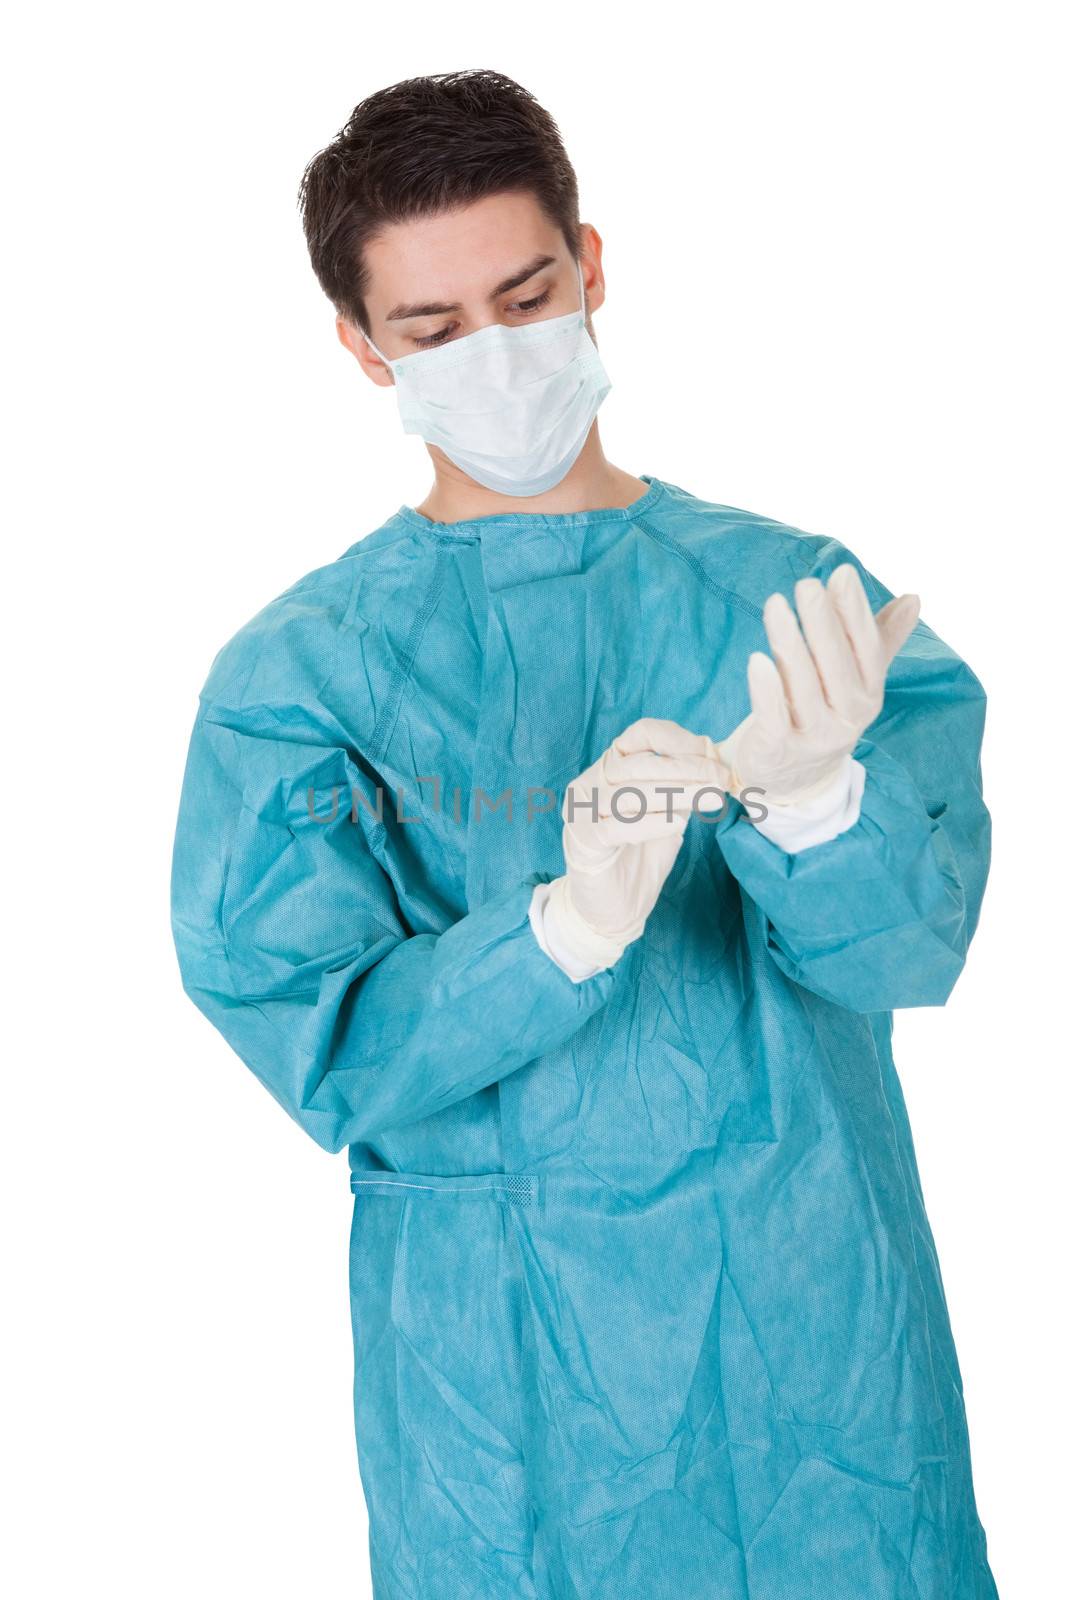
left=298, top=69, right=582, bottom=335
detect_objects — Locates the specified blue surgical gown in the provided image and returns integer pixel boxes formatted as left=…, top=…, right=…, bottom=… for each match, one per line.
left=170, top=475, right=998, bottom=1598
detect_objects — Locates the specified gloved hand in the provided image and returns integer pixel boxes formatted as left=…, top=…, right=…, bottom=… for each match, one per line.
left=717, top=563, right=921, bottom=807
left=544, top=718, right=730, bottom=970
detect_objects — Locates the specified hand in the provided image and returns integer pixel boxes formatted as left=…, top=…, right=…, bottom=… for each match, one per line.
left=545, top=718, right=730, bottom=968
left=717, top=564, right=921, bottom=807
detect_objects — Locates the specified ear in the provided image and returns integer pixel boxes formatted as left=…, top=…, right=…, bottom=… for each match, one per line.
left=577, top=222, right=607, bottom=320
left=336, top=314, right=394, bottom=387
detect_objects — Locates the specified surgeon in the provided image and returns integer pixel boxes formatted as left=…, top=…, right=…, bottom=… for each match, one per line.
left=171, top=68, right=999, bottom=1599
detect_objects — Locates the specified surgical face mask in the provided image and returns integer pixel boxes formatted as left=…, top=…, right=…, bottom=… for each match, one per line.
left=364, top=259, right=612, bottom=498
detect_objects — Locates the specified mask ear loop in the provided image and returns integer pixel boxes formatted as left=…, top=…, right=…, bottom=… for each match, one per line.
left=364, top=325, right=392, bottom=369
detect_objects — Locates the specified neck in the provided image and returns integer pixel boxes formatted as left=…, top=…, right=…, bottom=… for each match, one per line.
left=411, top=425, right=649, bottom=526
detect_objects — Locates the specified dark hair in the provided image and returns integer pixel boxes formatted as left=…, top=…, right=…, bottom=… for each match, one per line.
left=298, top=69, right=582, bottom=335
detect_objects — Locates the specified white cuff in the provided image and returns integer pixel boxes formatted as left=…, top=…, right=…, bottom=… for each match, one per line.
left=746, top=758, right=866, bottom=853
left=528, top=882, right=609, bottom=983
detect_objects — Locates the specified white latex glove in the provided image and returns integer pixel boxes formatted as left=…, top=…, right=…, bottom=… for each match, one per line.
left=717, top=564, right=921, bottom=807
left=544, top=718, right=730, bottom=971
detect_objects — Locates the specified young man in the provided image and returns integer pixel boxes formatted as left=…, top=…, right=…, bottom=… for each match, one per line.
left=171, top=69, right=998, bottom=1599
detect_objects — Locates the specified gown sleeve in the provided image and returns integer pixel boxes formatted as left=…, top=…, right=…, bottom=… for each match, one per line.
left=714, top=541, right=992, bottom=1014
left=170, top=698, right=615, bottom=1154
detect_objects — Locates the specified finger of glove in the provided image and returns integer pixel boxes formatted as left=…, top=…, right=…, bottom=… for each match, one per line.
left=794, top=577, right=865, bottom=717
left=592, top=807, right=698, bottom=846
left=827, top=563, right=883, bottom=697
left=587, top=773, right=728, bottom=824
left=747, top=651, right=791, bottom=739
left=763, top=592, right=824, bottom=728
left=875, top=593, right=921, bottom=664
left=611, top=717, right=718, bottom=762
left=601, top=745, right=728, bottom=793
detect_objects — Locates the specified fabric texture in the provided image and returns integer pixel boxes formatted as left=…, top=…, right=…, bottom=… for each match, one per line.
left=171, top=475, right=997, bottom=1598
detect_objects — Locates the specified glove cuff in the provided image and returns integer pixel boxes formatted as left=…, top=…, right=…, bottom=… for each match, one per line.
left=746, top=757, right=866, bottom=857
left=749, top=751, right=854, bottom=810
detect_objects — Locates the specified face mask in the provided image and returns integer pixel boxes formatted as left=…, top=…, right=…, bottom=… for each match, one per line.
left=364, top=259, right=612, bottom=498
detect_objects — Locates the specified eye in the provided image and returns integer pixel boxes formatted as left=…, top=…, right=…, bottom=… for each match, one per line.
left=510, top=288, right=552, bottom=316
left=413, top=323, right=458, bottom=350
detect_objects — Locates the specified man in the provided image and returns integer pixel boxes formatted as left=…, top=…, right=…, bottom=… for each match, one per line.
left=171, top=68, right=998, bottom=1599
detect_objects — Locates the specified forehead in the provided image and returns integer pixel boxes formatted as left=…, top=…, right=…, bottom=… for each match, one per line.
left=362, top=191, right=564, bottom=306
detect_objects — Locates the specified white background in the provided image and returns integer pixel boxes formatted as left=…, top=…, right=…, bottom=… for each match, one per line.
left=4, top=3, right=1062, bottom=1594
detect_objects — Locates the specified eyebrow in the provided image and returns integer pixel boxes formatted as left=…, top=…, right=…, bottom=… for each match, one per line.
left=385, top=253, right=558, bottom=323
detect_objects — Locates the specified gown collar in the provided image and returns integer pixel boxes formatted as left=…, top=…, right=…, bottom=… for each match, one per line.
left=395, top=475, right=666, bottom=589
left=396, top=474, right=665, bottom=541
